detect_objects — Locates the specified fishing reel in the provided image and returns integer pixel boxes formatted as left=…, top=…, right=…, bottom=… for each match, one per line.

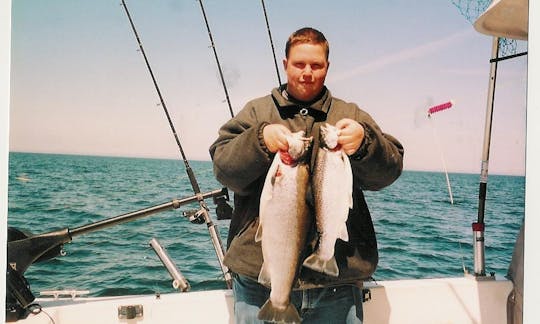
left=182, top=188, right=232, bottom=223
left=183, top=208, right=207, bottom=224
left=182, top=186, right=232, bottom=223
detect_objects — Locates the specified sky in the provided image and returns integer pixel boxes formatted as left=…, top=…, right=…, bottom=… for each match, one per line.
left=8, top=0, right=529, bottom=175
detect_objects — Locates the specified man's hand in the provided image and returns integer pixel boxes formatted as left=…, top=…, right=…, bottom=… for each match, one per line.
left=263, top=124, right=292, bottom=153
left=335, top=118, right=365, bottom=155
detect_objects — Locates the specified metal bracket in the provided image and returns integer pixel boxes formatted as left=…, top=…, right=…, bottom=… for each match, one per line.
left=362, top=288, right=371, bottom=302
left=118, top=304, right=143, bottom=320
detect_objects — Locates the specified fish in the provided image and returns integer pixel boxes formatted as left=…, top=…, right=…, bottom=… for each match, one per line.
left=256, top=130, right=313, bottom=324
left=303, top=123, right=353, bottom=277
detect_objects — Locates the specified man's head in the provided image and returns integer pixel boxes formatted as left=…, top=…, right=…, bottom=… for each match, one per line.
left=285, top=27, right=329, bottom=60
left=283, top=27, right=330, bottom=102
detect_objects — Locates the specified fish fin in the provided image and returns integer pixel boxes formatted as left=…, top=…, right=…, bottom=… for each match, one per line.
left=258, top=300, right=301, bottom=324
left=255, top=222, right=263, bottom=242
left=339, top=224, right=349, bottom=242
left=257, top=262, right=271, bottom=286
left=343, top=151, right=354, bottom=209
left=303, top=254, right=339, bottom=277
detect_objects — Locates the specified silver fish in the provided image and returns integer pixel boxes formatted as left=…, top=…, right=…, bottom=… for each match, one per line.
left=303, top=123, right=353, bottom=277
left=256, top=131, right=312, bottom=324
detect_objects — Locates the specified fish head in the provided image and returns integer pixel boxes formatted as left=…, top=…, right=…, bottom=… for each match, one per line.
left=286, top=131, right=313, bottom=162
left=320, top=123, right=340, bottom=150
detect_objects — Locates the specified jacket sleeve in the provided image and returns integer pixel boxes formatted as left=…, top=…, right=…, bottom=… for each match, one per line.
left=209, top=102, right=274, bottom=195
left=350, top=109, right=404, bottom=191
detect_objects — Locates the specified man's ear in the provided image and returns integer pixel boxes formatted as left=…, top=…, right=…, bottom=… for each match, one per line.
left=283, top=58, right=288, bottom=70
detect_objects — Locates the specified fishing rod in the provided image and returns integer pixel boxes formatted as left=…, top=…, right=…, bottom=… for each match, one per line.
left=120, top=0, right=232, bottom=288
left=261, top=0, right=282, bottom=87
left=197, top=0, right=234, bottom=118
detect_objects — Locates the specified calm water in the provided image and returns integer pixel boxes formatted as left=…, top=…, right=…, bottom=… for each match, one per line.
left=7, top=152, right=524, bottom=297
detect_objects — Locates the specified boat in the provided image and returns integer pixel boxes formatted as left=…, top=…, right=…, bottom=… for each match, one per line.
left=3, top=0, right=533, bottom=323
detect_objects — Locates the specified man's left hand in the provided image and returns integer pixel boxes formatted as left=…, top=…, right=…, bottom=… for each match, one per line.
left=335, top=118, right=364, bottom=156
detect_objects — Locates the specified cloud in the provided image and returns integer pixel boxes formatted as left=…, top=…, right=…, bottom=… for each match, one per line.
left=328, top=29, right=475, bottom=83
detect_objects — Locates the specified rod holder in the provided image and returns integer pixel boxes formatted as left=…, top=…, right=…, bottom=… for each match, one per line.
left=149, top=238, right=190, bottom=292
left=472, top=222, right=486, bottom=276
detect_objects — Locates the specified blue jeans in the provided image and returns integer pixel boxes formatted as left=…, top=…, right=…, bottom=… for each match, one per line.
left=233, top=274, right=363, bottom=324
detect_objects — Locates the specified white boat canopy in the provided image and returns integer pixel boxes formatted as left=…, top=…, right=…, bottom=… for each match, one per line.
left=474, top=0, right=529, bottom=40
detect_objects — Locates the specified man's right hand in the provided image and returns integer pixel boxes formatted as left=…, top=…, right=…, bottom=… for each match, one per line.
left=262, top=124, right=291, bottom=153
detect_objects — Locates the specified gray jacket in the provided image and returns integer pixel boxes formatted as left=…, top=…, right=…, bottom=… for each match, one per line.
left=210, top=86, right=404, bottom=288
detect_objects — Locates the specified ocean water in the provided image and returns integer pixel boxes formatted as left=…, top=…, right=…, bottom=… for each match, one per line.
left=7, top=152, right=524, bottom=297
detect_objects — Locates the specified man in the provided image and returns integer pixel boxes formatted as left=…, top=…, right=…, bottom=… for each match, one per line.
left=210, top=27, right=403, bottom=323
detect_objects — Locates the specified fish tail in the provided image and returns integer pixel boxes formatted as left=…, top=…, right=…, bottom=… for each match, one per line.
left=257, top=262, right=271, bottom=287
left=302, top=253, right=339, bottom=277
left=339, top=224, right=349, bottom=242
left=255, top=222, right=263, bottom=242
left=257, top=300, right=301, bottom=323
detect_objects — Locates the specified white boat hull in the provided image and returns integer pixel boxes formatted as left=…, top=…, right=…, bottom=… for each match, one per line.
left=17, top=276, right=512, bottom=323
left=18, top=289, right=235, bottom=324
left=363, top=276, right=513, bottom=324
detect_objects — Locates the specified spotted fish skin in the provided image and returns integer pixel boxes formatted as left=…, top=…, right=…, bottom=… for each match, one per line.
left=256, top=131, right=312, bottom=324
left=303, top=123, right=353, bottom=277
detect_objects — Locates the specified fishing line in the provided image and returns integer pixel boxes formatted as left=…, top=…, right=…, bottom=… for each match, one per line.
left=197, top=0, right=235, bottom=118
left=458, top=242, right=468, bottom=275
left=119, top=0, right=232, bottom=288
left=261, top=0, right=282, bottom=87
left=28, top=304, right=56, bottom=324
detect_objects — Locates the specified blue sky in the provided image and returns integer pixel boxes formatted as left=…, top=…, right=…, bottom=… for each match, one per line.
left=9, top=0, right=528, bottom=175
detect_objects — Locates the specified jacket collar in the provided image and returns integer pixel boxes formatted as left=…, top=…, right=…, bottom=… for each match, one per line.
left=271, top=85, right=331, bottom=121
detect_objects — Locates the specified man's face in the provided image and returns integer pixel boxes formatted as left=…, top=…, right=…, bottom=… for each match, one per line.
left=283, top=43, right=329, bottom=102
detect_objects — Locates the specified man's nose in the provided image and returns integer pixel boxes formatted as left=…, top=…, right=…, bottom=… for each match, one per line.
left=302, top=65, right=313, bottom=80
